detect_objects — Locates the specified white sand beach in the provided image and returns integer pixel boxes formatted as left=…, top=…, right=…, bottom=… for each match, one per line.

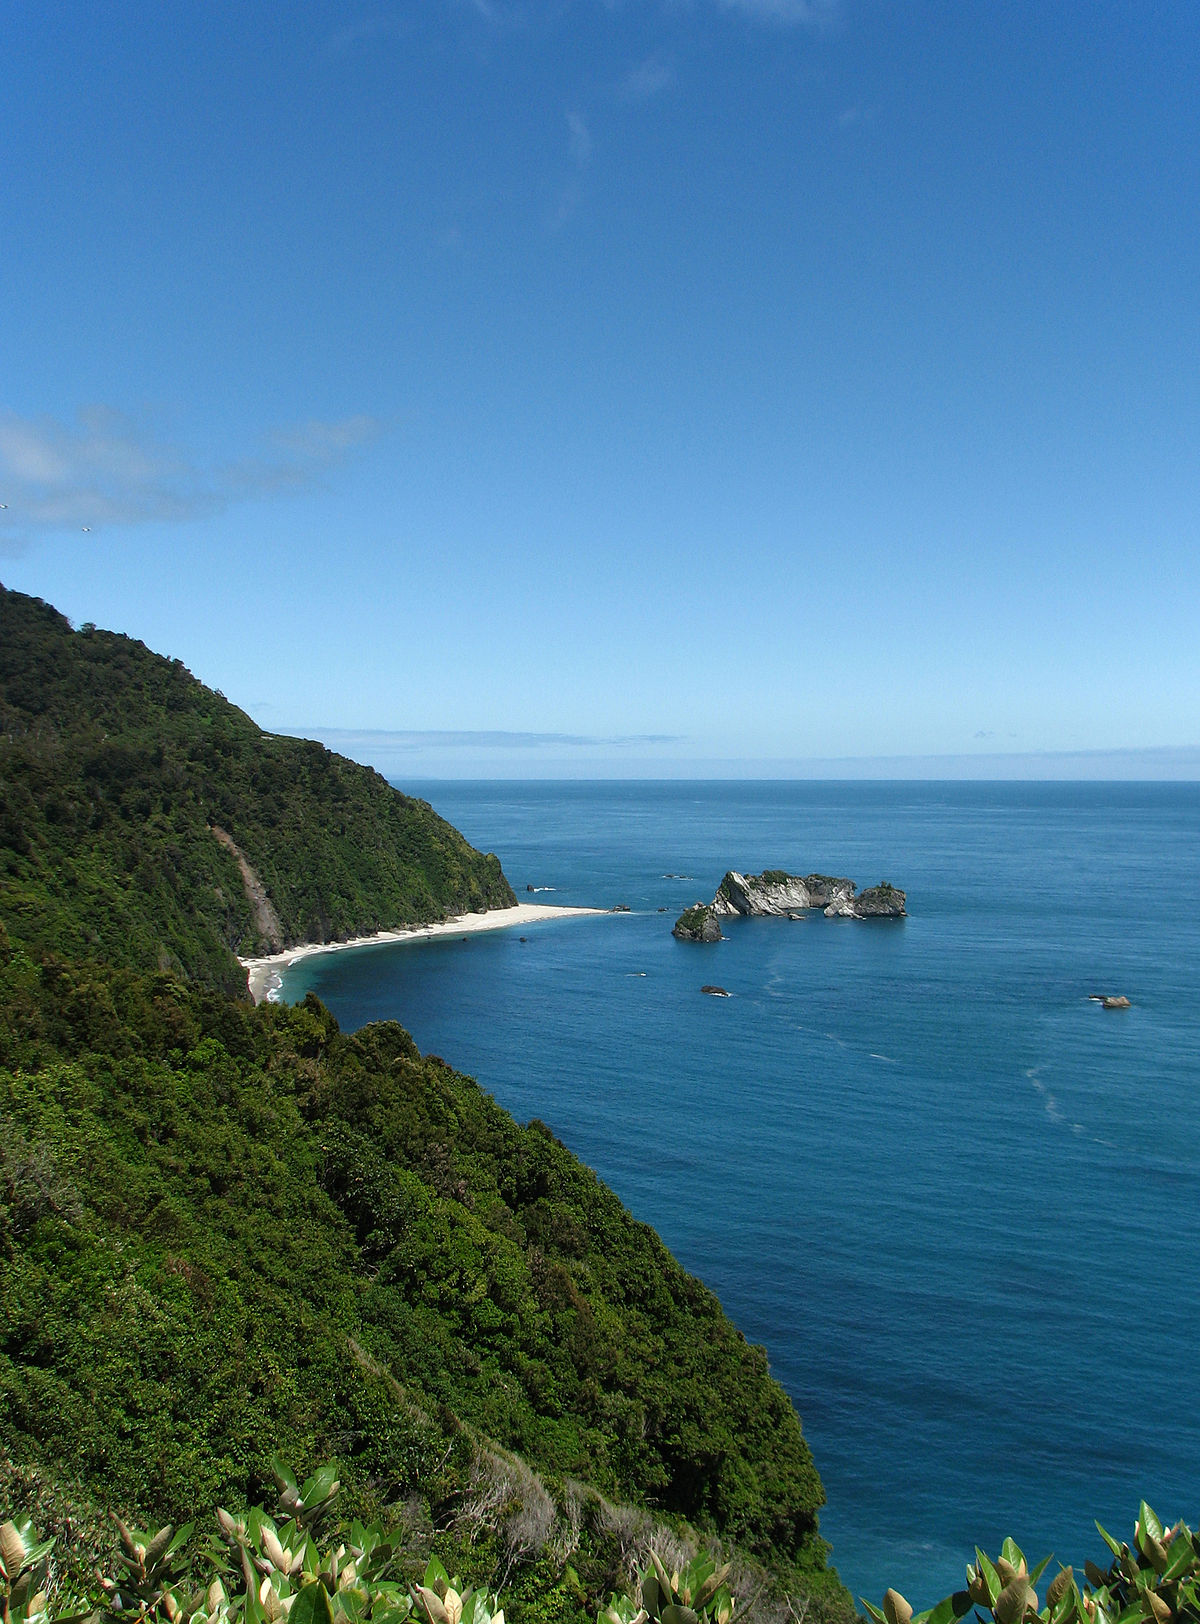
left=240, top=901, right=610, bottom=1003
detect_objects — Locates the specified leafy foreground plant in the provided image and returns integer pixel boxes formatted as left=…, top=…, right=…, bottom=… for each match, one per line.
left=2, top=1462, right=479, bottom=1624
left=1, top=1467, right=762, bottom=1624
left=600, top=1550, right=736, bottom=1624
left=869, top=1505, right=1200, bottom=1624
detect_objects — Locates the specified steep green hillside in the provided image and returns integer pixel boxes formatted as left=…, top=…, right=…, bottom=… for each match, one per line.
left=0, top=586, right=848, bottom=1621
left=0, top=587, right=514, bottom=996
left=0, top=939, right=839, bottom=1611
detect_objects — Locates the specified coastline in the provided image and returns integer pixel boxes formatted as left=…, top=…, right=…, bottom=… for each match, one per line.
left=240, top=901, right=610, bottom=1004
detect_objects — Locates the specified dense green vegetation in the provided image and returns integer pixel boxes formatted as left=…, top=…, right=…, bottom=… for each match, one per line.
left=0, top=586, right=849, bottom=1624
left=0, top=936, right=841, bottom=1615
left=0, top=588, right=514, bottom=997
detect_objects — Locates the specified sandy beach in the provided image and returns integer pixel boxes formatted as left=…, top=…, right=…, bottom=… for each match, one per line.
left=240, top=901, right=610, bottom=1003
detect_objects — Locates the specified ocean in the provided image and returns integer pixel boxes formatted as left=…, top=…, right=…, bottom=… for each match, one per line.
left=276, top=781, right=1200, bottom=1610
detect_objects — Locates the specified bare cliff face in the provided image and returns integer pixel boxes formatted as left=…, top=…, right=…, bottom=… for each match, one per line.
left=710, top=870, right=858, bottom=916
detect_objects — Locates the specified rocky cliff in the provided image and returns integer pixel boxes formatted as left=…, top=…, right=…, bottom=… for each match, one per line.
left=672, top=902, right=725, bottom=941
left=712, top=870, right=859, bottom=916
left=824, top=880, right=907, bottom=918
left=674, top=870, right=906, bottom=937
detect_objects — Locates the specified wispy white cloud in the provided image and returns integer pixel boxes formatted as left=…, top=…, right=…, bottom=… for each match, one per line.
left=329, top=16, right=410, bottom=51
left=620, top=55, right=675, bottom=100
left=291, top=728, right=685, bottom=750
left=0, top=407, right=381, bottom=541
left=271, top=415, right=380, bottom=460
left=566, top=110, right=593, bottom=163
left=415, top=0, right=839, bottom=31
left=715, top=0, right=839, bottom=22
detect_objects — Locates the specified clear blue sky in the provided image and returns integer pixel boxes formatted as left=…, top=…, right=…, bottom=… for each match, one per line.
left=3, top=1, right=1198, bottom=777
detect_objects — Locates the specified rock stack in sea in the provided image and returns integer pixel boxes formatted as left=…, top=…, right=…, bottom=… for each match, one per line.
left=673, top=870, right=906, bottom=940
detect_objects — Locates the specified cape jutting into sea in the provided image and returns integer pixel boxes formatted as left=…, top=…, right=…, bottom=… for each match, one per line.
left=278, top=780, right=1200, bottom=1611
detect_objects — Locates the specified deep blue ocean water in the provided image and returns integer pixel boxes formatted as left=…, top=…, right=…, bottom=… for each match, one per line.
left=278, top=782, right=1200, bottom=1610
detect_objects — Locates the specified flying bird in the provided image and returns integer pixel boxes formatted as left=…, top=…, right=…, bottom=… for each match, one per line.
left=82, top=526, right=91, bottom=532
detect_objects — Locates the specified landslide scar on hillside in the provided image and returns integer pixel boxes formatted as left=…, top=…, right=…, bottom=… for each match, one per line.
left=209, top=824, right=285, bottom=952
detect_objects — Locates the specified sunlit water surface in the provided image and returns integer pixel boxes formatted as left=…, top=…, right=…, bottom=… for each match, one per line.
left=279, top=782, right=1200, bottom=1609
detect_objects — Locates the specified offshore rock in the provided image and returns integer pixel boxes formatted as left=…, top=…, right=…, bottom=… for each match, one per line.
left=824, top=881, right=907, bottom=919
left=711, top=870, right=858, bottom=916
left=673, top=903, right=724, bottom=942
left=701, top=985, right=730, bottom=997
left=701, top=870, right=906, bottom=921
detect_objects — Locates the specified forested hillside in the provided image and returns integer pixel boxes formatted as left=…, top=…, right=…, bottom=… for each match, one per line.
left=0, top=588, right=849, bottom=1624
left=0, top=588, right=514, bottom=996
left=0, top=940, right=842, bottom=1614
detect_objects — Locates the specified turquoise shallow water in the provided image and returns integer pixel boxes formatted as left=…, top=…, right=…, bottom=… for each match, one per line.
left=278, top=782, right=1200, bottom=1610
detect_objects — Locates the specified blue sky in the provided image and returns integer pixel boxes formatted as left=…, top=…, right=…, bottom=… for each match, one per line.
left=2, top=1, right=1198, bottom=777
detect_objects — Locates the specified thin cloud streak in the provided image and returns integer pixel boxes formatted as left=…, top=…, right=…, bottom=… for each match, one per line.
left=567, top=110, right=593, bottom=163
left=0, top=408, right=381, bottom=537
left=716, top=0, right=839, bottom=22
left=620, top=56, right=675, bottom=100
left=283, top=727, right=686, bottom=751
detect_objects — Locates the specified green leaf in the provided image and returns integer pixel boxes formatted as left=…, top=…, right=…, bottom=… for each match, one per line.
left=299, top=1468, right=340, bottom=1511
left=860, top=1602, right=888, bottom=1624
left=1030, top=1558, right=1053, bottom=1589
left=1097, top=1527, right=1124, bottom=1562
left=661, top=1606, right=700, bottom=1624
left=1046, top=1568, right=1074, bottom=1611
left=423, top=1559, right=450, bottom=1593
left=1112, top=1603, right=1148, bottom=1624
left=976, top=1552, right=1004, bottom=1606
left=1002, top=1542, right=1028, bottom=1574
left=651, top=1554, right=674, bottom=1602
left=994, top=1578, right=1032, bottom=1624
left=336, top=1591, right=368, bottom=1623
left=1161, top=1535, right=1197, bottom=1584
left=923, top=1590, right=973, bottom=1624
left=290, top=1583, right=336, bottom=1624
left=1049, top=1582, right=1080, bottom=1624
left=145, top=1526, right=175, bottom=1571
left=642, top=1575, right=667, bottom=1618
left=271, top=1458, right=299, bottom=1498
left=1138, top=1507, right=1164, bottom=1548
left=166, top=1525, right=194, bottom=1560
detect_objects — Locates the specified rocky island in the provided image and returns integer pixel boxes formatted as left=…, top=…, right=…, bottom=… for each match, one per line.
left=674, top=869, right=906, bottom=940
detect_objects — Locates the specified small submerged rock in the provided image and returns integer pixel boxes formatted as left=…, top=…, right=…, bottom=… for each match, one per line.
left=701, top=985, right=730, bottom=997
left=611, top=903, right=632, bottom=913
left=1090, top=994, right=1131, bottom=1009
